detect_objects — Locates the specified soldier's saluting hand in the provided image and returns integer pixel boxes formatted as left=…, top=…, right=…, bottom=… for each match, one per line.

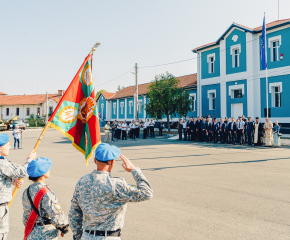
left=68, top=143, right=153, bottom=240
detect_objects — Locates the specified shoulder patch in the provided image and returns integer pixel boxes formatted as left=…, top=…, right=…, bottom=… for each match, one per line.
left=54, top=204, right=62, bottom=213
left=130, top=185, right=140, bottom=192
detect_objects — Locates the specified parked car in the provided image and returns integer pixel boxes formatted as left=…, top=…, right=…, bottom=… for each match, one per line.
left=12, top=120, right=27, bottom=130
left=0, top=119, right=7, bottom=131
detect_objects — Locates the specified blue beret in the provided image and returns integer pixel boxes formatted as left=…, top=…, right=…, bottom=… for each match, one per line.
left=0, top=134, right=10, bottom=147
left=95, top=143, right=121, bottom=162
left=27, top=157, right=52, bottom=177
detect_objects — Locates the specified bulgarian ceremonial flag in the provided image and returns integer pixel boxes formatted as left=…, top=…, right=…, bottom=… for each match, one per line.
left=48, top=54, right=101, bottom=164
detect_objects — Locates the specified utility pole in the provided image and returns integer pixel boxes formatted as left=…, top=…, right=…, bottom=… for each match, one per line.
left=135, top=63, right=138, bottom=121
left=46, top=92, right=48, bottom=123
left=278, top=0, right=279, bottom=20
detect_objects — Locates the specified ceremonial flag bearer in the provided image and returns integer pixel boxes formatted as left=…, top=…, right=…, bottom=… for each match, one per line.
left=0, top=134, right=36, bottom=240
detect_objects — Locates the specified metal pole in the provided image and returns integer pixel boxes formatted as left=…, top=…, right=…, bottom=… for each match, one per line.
left=278, top=0, right=279, bottom=20
left=135, top=63, right=138, bottom=120
left=46, top=92, right=48, bottom=123
left=265, top=12, right=269, bottom=118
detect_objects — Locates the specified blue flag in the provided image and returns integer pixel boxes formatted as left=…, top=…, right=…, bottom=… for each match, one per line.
left=260, top=16, right=267, bottom=70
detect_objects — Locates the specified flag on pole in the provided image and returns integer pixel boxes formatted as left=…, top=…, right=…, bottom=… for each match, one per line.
left=48, top=54, right=101, bottom=164
left=260, top=15, right=267, bottom=70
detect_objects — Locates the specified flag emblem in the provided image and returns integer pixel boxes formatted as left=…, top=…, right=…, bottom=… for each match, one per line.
left=81, top=64, right=93, bottom=86
left=58, top=106, right=78, bottom=124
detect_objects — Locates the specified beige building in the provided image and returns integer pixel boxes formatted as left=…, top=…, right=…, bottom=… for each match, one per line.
left=0, top=90, right=64, bottom=120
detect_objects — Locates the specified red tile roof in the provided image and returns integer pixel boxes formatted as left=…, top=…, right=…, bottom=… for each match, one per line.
left=0, top=92, right=7, bottom=95
left=253, top=18, right=290, bottom=30
left=0, top=94, right=61, bottom=106
left=192, top=18, right=290, bottom=52
left=102, top=92, right=115, bottom=99
left=110, top=74, right=197, bottom=99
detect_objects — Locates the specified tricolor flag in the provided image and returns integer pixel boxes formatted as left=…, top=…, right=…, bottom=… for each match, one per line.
left=260, top=15, right=267, bottom=70
left=48, top=54, right=101, bottom=164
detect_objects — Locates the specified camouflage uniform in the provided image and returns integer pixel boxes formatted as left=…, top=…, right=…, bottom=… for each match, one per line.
left=22, top=182, right=69, bottom=240
left=68, top=167, right=153, bottom=240
left=0, top=156, right=32, bottom=240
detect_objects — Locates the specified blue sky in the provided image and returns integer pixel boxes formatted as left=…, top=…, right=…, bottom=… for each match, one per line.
left=1, top=0, right=289, bottom=95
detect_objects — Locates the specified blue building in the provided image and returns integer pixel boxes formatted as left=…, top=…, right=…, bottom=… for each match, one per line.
left=192, top=18, right=290, bottom=125
left=96, top=74, right=197, bottom=122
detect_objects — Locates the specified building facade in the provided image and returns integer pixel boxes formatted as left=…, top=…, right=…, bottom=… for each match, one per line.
left=192, top=18, right=290, bottom=124
left=97, top=74, right=197, bottom=122
left=0, top=90, right=64, bottom=120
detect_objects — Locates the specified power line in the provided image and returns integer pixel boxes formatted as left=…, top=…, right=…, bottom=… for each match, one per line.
left=95, top=68, right=134, bottom=87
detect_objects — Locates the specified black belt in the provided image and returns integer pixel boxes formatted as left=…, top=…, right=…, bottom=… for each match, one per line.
left=0, top=203, right=7, bottom=206
left=85, top=229, right=121, bottom=237
left=35, top=220, right=51, bottom=226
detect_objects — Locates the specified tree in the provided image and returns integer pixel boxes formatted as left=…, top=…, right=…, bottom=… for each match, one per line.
left=96, top=89, right=107, bottom=99
left=145, top=73, right=191, bottom=132
left=117, top=85, right=125, bottom=91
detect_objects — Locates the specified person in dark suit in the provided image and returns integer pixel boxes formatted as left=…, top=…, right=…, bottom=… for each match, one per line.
left=246, top=117, right=254, bottom=145
left=225, top=118, right=231, bottom=144
left=201, top=118, right=207, bottom=142
left=158, top=121, right=164, bottom=136
left=254, top=117, right=264, bottom=146
left=195, top=116, right=202, bottom=141
left=212, top=118, right=219, bottom=143
left=218, top=118, right=225, bottom=143
left=229, top=118, right=237, bottom=145
left=186, top=118, right=192, bottom=141
left=178, top=119, right=183, bottom=141
left=206, top=118, right=212, bottom=143
left=190, top=118, right=196, bottom=141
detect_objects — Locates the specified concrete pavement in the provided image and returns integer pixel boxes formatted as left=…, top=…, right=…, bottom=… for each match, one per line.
left=6, top=129, right=290, bottom=240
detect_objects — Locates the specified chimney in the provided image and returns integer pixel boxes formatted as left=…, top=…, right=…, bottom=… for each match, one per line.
left=58, top=90, right=65, bottom=96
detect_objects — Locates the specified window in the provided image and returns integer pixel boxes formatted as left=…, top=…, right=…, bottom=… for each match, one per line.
left=231, top=44, right=241, bottom=68
left=113, top=103, right=116, bottom=114
left=189, top=94, right=196, bottom=111
left=16, top=108, right=20, bottom=116
left=101, top=104, right=104, bottom=118
left=209, top=57, right=214, bottom=73
left=49, top=107, right=53, bottom=115
left=6, top=108, right=9, bottom=116
left=274, top=87, right=281, bottom=107
left=138, top=100, right=142, bottom=114
left=208, top=92, right=216, bottom=110
left=129, top=101, right=133, bottom=114
left=268, top=36, right=281, bottom=62
left=233, top=89, right=242, bottom=98
left=120, top=102, right=124, bottom=114
left=270, top=82, right=282, bottom=108
left=207, top=53, right=215, bottom=74
left=37, top=107, right=40, bottom=116
left=26, top=108, right=30, bottom=116
left=272, top=41, right=279, bottom=62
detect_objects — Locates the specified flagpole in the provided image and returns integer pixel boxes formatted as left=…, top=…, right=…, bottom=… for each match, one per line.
left=8, top=43, right=101, bottom=208
left=265, top=13, right=269, bottom=118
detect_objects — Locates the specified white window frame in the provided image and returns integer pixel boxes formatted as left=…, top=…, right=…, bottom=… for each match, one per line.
left=37, top=107, right=40, bottom=116
left=26, top=108, right=30, bottom=116
left=269, top=82, right=282, bottom=108
left=138, top=100, right=142, bottom=114
left=229, top=84, right=244, bottom=99
left=113, top=103, right=116, bottom=114
left=230, top=44, right=241, bottom=68
left=6, top=108, right=9, bottom=116
left=120, top=102, right=124, bottom=114
left=129, top=101, right=133, bottom=114
left=16, top=108, right=20, bottom=116
left=207, top=90, right=216, bottom=110
left=268, top=35, right=281, bottom=62
left=189, top=93, right=196, bottom=112
left=207, top=53, right=215, bottom=74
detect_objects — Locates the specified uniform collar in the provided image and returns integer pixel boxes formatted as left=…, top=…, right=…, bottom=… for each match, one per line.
left=93, top=169, right=112, bottom=177
left=0, top=156, right=6, bottom=160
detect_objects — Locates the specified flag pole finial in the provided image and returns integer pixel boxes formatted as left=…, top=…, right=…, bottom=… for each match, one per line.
left=91, top=42, right=101, bottom=54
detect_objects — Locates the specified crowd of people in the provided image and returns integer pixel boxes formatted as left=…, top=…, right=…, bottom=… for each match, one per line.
left=103, top=119, right=165, bottom=142
left=178, top=115, right=282, bottom=148
left=103, top=115, right=282, bottom=148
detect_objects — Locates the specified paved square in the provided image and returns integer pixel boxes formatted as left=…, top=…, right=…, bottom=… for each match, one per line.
left=7, top=129, right=290, bottom=239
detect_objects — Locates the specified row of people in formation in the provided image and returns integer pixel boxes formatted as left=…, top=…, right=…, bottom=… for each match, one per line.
left=104, top=119, right=165, bottom=142
left=178, top=115, right=281, bottom=147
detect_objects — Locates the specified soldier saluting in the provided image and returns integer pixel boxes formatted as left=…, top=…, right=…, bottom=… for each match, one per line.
left=0, top=134, right=36, bottom=240
left=68, top=143, right=153, bottom=239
